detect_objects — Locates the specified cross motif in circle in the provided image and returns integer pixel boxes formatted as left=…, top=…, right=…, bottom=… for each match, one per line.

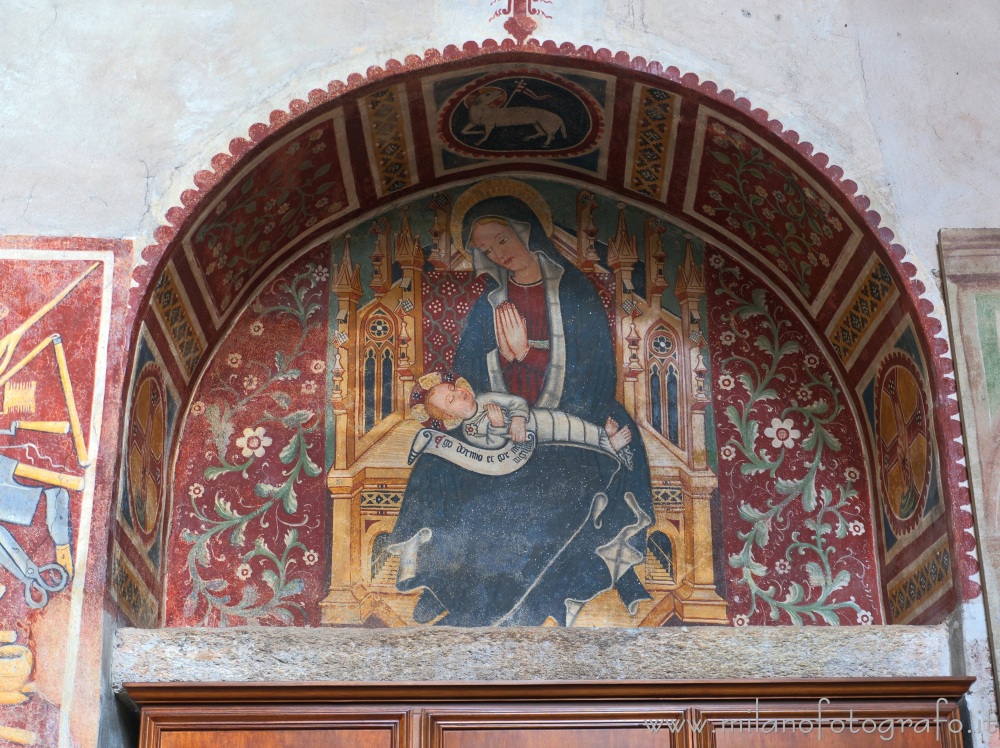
left=370, top=318, right=390, bottom=338
left=127, top=378, right=165, bottom=534
left=880, top=365, right=926, bottom=519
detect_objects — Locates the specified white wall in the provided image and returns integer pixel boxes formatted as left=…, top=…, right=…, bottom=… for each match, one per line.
left=1, top=0, right=997, bottom=311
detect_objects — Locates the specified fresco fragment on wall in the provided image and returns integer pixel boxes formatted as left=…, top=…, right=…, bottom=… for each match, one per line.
left=150, top=262, right=207, bottom=380
left=135, top=57, right=962, bottom=629
left=858, top=322, right=950, bottom=623
left=183, top=110, right=358, bottom=324
left=684, top=109, right=863, bottom=315
left=111, top=326, right=181, bottom=628
left=940, top=230, right=1000, bottom=695
left=425, top=65, right=615, bottom=179
left=161, top=176, right=886, bottom=628
left=165, top=255, right=331, bottom=625
left=0, top=246, right=120, bottom=748
left=488, top=0, right=554, bottom=44
left=706, top=250, right=881, bottom=625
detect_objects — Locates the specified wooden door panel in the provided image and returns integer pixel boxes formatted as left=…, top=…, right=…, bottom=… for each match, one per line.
left=139, top=706, right=408, bottom=748
left=159, top=727, right=393, bottom=748
left=714, top=729, right=952, bottom=748
left=425, top=708, right=681, bottom=748
left=700, top=703, right=965, bottom=748
left=439, top=727, right=674, bottom=748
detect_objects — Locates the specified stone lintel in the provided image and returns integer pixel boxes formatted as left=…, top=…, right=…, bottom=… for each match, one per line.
left=114, top=624, right=951, bottom=706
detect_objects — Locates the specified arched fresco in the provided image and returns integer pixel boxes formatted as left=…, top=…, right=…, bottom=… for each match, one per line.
left=110, top=45, right=971, bottom=629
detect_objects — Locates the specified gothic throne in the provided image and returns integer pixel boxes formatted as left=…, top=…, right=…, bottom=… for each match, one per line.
left=321, top=189, right=726, bottom=626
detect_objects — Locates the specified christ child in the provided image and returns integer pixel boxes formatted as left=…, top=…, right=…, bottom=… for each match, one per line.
left=411, top=372, right=632, bottom=456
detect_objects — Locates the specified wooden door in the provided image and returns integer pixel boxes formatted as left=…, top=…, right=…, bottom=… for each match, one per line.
left=128, top=679, right=973, bottom=748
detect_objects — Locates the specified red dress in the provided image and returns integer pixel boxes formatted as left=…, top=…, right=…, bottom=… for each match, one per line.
left=502, top=280, right=549, bottom=405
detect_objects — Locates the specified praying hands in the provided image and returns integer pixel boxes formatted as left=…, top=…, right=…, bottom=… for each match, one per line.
left=495, top=302, right=530, bottom=362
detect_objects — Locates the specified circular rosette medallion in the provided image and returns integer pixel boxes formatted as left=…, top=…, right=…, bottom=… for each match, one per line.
left=440, top=71, right=603, bottom=158
left=874, top=350, right=932, bottom=536
left=126, top=363, right=167, bottom=541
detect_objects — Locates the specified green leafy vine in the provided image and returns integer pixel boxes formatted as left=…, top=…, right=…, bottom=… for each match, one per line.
left=717, top=264, right=863, bottom=625
left=181, top=263, right=324, bottom=625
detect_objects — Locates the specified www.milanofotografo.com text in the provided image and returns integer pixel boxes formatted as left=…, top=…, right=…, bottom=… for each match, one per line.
left=642, top=699, right=982, bottom=741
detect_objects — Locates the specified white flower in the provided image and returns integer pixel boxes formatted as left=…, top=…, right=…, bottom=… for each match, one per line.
left=709, top=254, right=725, bottom=269
left=312, top=142, right=326, bottom=153
left=804, top=353, right=820, bottom=368
left=733, top=614, right=750, bottom=627
left=844, top=467, right=861, bottom=483
left=303, top=550, right=319, bottom=566
left=857, top=610, right=873, bottom=625
left=243, top=375, right=258, bottom=391
left=250, top=321, right=264, bottom=336
left=720, top=445, right=737, bottom=461
left=236, top=563, right=252, bottom=580
left=190, top=401, right=206, bottom=415
left=264, top=198, right=277, bottom=212
left=188, top=484, right=204, bottom=499
left=301, top=380, right=318, bottom=395
left=719, top=330, right=736, bottom=346
left=236, top=426, right=272, bottom=458
left=848, top=520, right=865, bottom=536
left=214, top=200, right=228, bottom=215
left=312, top=266, right=329, bottom=283
left=227, top=352, right=243, bottom=368
left=309, top=129, right=323, bottom=142
left=718, top=374, right=736, bottom=391
left=310, top=359, right=326, bottom=374
left=277, top=203, right=290, bottom=214
left=774, top=559, right=791, bottom=574
left=796, top=387, right=811, bottom=401
left=764, top=418, right=801, bottom=449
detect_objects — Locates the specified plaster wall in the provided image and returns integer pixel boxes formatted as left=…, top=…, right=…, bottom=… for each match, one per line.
left=0, top=0, right=997, bottom=311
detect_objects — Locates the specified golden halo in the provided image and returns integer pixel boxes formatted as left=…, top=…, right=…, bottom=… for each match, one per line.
left=450, top=178, right=554, bottom=257
left=463, top=85, right=507, bottom=110
left=411, top=373, right=473, bottom=432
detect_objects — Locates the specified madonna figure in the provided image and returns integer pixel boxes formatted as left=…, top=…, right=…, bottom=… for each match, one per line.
left=388, top=179, right=654, bottom=626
